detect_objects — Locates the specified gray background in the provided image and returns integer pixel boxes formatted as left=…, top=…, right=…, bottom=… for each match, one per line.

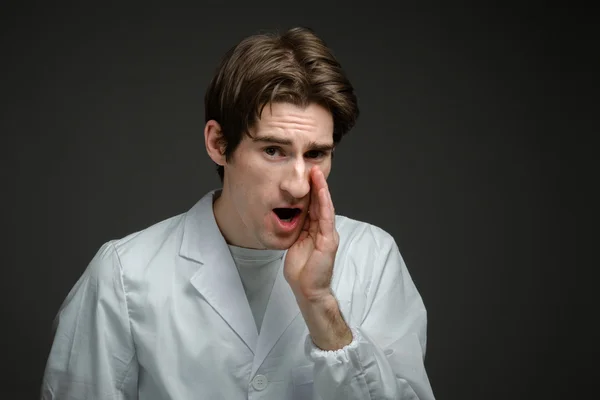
left=2, top=2, right=595, bottom=399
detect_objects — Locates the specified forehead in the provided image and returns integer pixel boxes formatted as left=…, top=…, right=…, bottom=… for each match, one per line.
left=251, top=102, right=334, bottom=143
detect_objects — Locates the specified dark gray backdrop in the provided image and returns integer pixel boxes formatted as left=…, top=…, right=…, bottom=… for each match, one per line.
left=2, top=2, right=594, bottom=399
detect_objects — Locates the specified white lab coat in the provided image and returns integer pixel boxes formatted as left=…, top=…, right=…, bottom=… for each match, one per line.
left=42, top=190, right=435, bottom=399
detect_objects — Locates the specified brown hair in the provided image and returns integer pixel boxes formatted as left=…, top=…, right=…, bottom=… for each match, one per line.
left=204, top=27, right=359, bottom=182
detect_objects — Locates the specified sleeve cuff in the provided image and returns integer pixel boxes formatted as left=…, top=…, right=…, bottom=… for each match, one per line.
left=305, top=327, right=362, bottom=361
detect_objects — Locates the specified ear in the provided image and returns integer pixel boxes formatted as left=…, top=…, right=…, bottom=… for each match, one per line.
left=204, top=120, right=226, bottom=166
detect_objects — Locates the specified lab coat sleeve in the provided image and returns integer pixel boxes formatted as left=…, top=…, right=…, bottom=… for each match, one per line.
left=41, top=241, right=139, bottom=400
left=306, top=234, right=435, bottom=400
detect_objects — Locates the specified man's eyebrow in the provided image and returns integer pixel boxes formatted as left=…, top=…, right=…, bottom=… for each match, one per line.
left=251, top=135, right=334, bottom=151
left=251, top=135, right=293, bottom=146
left=308, top=142, right=335, bottom=152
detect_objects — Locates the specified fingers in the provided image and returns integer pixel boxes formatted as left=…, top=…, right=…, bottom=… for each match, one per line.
left=303, top=214, right=310, bottom=230
left=309, top=175, right=320, bottom=221
left=309, top=167, right=335, bottom=238
left=310, top=165, right=327, bottom=191
left=309, top=166, right=327, bottom=221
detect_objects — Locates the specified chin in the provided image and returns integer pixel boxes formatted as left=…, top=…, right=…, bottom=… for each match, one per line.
left=262, top=232, right=301, bottom=250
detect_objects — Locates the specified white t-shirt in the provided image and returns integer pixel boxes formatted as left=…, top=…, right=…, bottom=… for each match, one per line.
left=227, top=244, right=285, bottom=333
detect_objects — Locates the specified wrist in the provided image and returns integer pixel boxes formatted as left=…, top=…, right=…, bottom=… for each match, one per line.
left=297, top=293, right=353, bottom=351
left=294, top=288, right=336, bottom=307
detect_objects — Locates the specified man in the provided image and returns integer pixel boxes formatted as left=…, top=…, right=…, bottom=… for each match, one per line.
left=42, top=27, right=436, bottom=399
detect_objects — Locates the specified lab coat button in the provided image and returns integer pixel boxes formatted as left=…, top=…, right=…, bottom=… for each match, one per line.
left=252, top=374, right=268, bottom=391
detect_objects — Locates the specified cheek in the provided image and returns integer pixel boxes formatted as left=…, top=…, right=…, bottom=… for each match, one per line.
left=318, top=161, right=332, bottom=179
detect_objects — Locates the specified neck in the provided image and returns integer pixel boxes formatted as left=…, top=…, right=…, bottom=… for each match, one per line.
left=213, top=189, right=264, bottom=249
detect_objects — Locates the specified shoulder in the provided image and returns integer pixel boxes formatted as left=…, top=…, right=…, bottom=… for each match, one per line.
left=335, top=214, right=398, bottom=255
left=111, top=213, right=186, bottom=264
left=331, top=214, right=416, bottom=322
left=333, top=214, right=406, bottom=287
left=76, top=213, right=186, bottom=289
left=83, top=212, right=183, bottom=268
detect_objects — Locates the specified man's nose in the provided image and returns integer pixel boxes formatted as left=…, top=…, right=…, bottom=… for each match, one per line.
left=280, top=159, right=311, bottom=200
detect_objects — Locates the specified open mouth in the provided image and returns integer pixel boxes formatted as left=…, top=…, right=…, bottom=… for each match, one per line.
left=273, top=208, right=301, bottom=222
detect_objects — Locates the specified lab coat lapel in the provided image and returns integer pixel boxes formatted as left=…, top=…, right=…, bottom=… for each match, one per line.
left=181, top=190, right=258, bottom=354
left=251, top=252, right=301, bottom=377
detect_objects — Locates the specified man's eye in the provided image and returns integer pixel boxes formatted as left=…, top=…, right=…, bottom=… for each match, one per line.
left=264, top=147, right=280, bottom=157
left=306, top=150, right=325, bottom=159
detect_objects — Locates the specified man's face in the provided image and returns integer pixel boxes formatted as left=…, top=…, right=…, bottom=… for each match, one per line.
left=219, top=102, right=334, bottom=250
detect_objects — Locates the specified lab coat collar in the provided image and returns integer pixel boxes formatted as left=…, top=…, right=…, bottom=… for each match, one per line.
left=251, top=254, right=301, bottom=376
left=180, top=189, right=259, bottom=353
left=180, top=190, right=301, bottom=369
